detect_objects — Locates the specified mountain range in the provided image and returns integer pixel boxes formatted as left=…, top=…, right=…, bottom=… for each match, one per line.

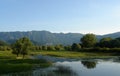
left=0, top=31, right=120, bottom=45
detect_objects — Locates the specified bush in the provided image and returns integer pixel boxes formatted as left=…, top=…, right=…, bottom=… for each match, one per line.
left=78, top=47, right=120, bottom=53
left=0, top=46, right=11, bottom=51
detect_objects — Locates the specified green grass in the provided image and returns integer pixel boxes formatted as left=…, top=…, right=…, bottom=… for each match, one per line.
left=30, top=50, right=118, bottom=58
left=0, top=51, right=51, bottom=74
left=0, top=51, right=16, bottom=59
left=0, top=59, right=51, bottom=74
left=0, top=50, right=119, bottom=74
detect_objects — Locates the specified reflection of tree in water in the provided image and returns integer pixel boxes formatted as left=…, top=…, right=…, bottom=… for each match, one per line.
left=4, top=65, right=78, bottom=76
left=54, top=65, right=78, bottom=76
left=81, top=61, right=97, bottom=69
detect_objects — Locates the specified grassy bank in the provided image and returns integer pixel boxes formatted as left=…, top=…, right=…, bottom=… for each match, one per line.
left=0, top=50, right=119, bottom=74
left=30, top=51, right=118, bottom=58
left=0, top=51, right=16, bottom=59
left=0, top=51, right=51, bottom=74
left=0, top=59, right=51, bottom=74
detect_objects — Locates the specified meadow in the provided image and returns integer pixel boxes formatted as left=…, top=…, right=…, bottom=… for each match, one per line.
left=0, top=51, right=51, bottom=74
left=30, top=50, right=118, bottom=58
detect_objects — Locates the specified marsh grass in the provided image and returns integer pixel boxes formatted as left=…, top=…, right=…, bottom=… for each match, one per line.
left=0, top=50, right=118, bottom=74
left=30, top=51, right=117, bottom=58
left=0, top=51, right=51, bottom=74
left=0, top=51, right=16, bottom=59
left=0, top=59, right=51, bottom=74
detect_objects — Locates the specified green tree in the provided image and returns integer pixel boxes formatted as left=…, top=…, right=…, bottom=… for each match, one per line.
left=97, top=37, right=112, bottom=47
left=47, top=45, right=55, bottom=51
left=81, top=34, right=97, bottom=48
left=12, top=37, right=33, bottom=58
left=64, top=45, right=71, bottom=51
left=55, top=45, right=64, bottom=51
left=110, top=39, right=120, bottom=48
left=100, top=37, right=112, bottom=43
left=0, top=40, right=8, bottom=46
left=42, top=45, right=47, bottom=50
left=71, top=43, right=81, bottom=51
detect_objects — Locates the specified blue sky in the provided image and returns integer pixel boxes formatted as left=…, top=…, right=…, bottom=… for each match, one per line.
left=0, top=0, right=120, bottom=35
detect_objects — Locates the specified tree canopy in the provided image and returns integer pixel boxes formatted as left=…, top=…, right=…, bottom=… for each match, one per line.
left=12, top=37, right=33, bottom=58
left=71, top=43, right=81, bottom=51
left=81, top=34, right=97, bottom=48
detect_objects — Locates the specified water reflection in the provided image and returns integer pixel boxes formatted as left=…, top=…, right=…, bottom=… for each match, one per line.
left=53, top=63, right=78, bottom=76
left=81, top=61, right=97, bottom=69
left=2, top=66, right=77, bottom=76
left=1, top=57, right=120, bottom=76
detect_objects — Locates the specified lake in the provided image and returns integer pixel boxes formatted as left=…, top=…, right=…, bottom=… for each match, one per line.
left=1, top=56, right=120, bottom=76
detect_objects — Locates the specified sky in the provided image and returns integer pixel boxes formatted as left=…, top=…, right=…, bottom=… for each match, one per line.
left=0, top=0, right=120, bottom=35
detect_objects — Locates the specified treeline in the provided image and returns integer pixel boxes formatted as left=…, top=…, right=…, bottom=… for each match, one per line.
left=0, top=40, right=11, bottom=51
left=96, top=37, right=120, bottom=48
left=0, top=33, right=120, bottom=57
left=30, top=33, right=120, bottom=53
left=33, top=45, right=68, bottom=51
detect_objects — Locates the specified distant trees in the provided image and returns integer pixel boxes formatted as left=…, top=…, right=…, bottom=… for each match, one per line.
left=42, top=45, right=47, bottom=50
left=71, top=43, right=81, bottom=51
left=110, top=38, right=120, bottom=48
left=55, top=45, right=64, bottom=51
left=97, top=37, right=120, bottom=48
left=0, top=40, right=11, bottom=51
left=0, top=46, right=11, bottom=51
left=100, top=37, right=112, bottom=43
left=0, top=40, right=8, bottom=46
left=81, top=34, right=97, bottom=48
left=64, top=45, right=71, bottom=51
left=3, top=33, right=120, bottom=56
left=47, top=45, right=55, bottom=51
left=96, top=37, right=112, bottom=47
left=34, top=45, right=65, bottom=51
left=12, top=37, right=33, bottom=58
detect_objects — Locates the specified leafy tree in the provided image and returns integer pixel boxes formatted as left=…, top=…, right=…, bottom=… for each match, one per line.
left=12, top=40, right=22, bottom=57
left=34, top=46, right=42, bottom=50
left=97, top=37, right=112, bottom=47
left=0, top=40, right=8, bottom=46
left=47, top=45, right=55, bottom=51
left=12, top=37, right=32, bottom=58
left=42, top=45, right=47, bottom=50
left=64, top=45, right=71, bottom=51
left=38, top=46, right=42, bottom=50
left=81, top=34, right=97, bottom=48
left=55, top=45, right=64, bottom=51
left=71, top=43, right=81, bottom=51
left=110, top=39, right=120, bottom=48
left=100, top=37, right=112, bottom=43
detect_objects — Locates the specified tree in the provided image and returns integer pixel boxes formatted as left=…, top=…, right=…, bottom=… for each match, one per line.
left=97, top=37, right=112, bottom=48
left=100, top=37, right=112, bottom=43
left=47, top=45, right=55, bottom=51
left=81, top=34, right=97, bottom=48
left=110, top=39, right=120, bottom=48
left=64, top=45, right=71, bottom=51
left=55, top=45, right=64, bottom=51
left=0, top=40, right=8, bottom=46
left=71, top=43, right=81, bottom=51
left=42, top=45, right=47, bottom=50
left=12, top=37, right=32, bottom=58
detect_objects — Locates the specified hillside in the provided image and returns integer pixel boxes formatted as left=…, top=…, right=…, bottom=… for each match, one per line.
left=0, top=31, right=119, bottom=45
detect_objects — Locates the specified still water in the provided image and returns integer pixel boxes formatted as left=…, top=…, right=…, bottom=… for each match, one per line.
left=1, top=57, right=120, bottom=76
